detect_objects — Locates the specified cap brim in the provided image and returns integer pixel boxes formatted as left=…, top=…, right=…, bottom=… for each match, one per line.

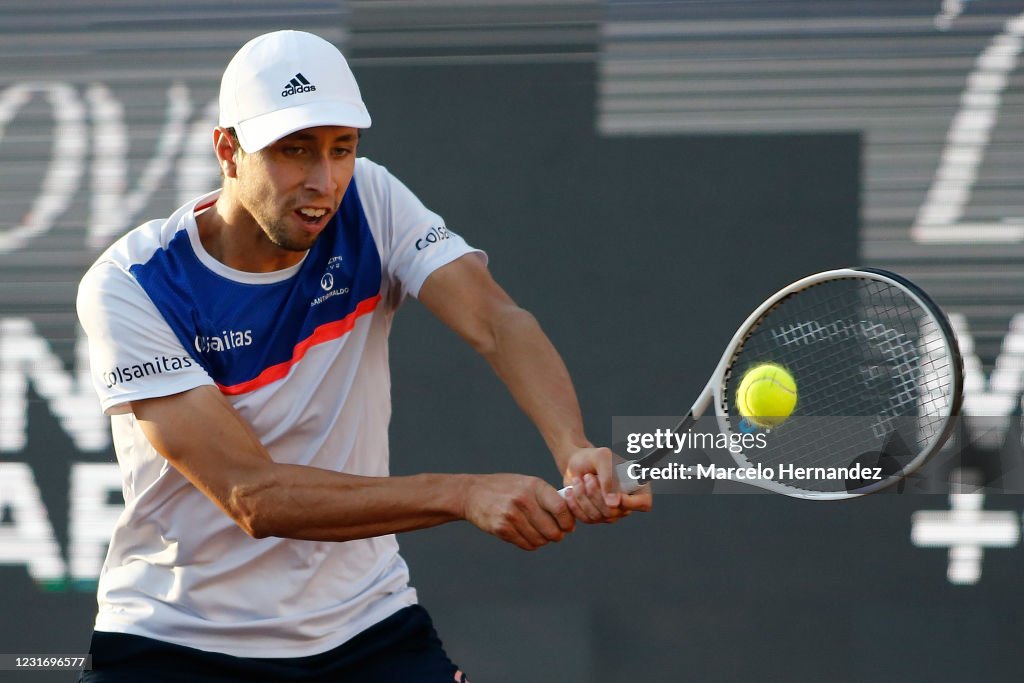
left=234, top=100, right=372, bottom=153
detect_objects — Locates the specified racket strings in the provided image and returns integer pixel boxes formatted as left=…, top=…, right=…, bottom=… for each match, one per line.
left=723, top=277, right=957, bottom=493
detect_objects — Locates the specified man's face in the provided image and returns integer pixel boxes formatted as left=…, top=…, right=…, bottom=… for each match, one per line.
left=233, top=126, right=359, bottom=252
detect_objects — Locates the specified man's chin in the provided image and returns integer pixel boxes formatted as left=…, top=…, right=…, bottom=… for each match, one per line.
left=266, top=230, right=319, bottom=253
left=278, top=237, right=318, bottom=253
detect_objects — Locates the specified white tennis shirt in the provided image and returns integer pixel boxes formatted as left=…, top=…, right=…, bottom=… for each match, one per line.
left=76, top=158, right=482, bottom=657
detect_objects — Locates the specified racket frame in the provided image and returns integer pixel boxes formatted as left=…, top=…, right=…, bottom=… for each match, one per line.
left=611, top=267, right=964, bottom=500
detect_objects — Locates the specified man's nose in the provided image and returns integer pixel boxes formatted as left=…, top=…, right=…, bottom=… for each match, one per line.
left=305, top=155, right=337, bottom=195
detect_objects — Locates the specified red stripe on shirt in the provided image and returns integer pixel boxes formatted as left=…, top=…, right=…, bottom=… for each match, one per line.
left=194, top=198, right=217, bottom=214
left=217, top=294, right=381, bottom=396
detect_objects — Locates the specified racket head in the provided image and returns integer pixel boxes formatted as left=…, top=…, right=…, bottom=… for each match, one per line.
left=708, top=268, right=963, bottom=500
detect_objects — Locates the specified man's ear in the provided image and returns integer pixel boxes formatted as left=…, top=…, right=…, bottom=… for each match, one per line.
left=213, top=127, right=240, bottom=179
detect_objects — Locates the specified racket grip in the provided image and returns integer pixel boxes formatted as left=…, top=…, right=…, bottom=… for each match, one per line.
left=557, top=461, right=642, bottom=498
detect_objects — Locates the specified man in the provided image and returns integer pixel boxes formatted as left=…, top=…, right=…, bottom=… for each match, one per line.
left=77, top=30, right=651, bottom=682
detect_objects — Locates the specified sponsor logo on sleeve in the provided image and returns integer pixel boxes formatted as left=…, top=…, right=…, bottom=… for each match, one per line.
left=415, top=225, right=452, bottom=251
left=101, top=355, right=194, bottom=388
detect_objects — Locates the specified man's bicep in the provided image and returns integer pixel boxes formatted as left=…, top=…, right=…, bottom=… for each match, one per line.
left=77, top=262, right=213, bottom=415
left=418, top=253, right=520, bottom=353
left=132, top=385, right=273, bottom=516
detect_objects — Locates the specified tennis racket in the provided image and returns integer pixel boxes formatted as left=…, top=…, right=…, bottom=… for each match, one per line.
left=561, top=267, right=964, bottom=501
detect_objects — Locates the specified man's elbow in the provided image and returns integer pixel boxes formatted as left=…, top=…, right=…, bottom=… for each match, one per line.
left=474, top=304, right=538, bottom=359
left=226, top=479, right=278, bottom=539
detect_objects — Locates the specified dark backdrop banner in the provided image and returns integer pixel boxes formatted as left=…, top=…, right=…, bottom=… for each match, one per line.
left=1, top=3, right=1021, bottom=682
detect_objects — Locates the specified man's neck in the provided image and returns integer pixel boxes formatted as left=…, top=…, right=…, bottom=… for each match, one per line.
left=195, top=192, right=306, bottom=273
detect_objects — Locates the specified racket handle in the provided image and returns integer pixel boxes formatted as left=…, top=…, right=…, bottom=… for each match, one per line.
left=557, top=461, right=642, bottom=498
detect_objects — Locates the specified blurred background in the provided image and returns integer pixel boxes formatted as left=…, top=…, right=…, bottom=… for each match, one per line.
left=1, top=1, right=1023, bottom=681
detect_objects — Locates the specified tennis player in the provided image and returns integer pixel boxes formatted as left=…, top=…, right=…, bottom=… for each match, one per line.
left=76, top=30, right=651, bottom=682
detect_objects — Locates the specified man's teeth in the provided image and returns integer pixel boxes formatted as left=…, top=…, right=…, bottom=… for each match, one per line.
left=299, top=208, right=327, bottom=218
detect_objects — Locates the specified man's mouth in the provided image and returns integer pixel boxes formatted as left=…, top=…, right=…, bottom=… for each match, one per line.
left=296, top=207, right=330, bottom=226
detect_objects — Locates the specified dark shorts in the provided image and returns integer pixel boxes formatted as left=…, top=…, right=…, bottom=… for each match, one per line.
left=78, top=605, right=470, bottom=683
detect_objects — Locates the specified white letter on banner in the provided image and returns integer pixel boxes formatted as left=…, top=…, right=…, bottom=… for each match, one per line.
left=0, top=463, right=66, bottom=581
left=0, top=83, right=87, bottom=253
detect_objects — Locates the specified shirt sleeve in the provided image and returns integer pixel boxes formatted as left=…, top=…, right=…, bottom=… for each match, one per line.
left=77, top=260, right=215, bottom=415
left=356, top=159, right=487, bottom=300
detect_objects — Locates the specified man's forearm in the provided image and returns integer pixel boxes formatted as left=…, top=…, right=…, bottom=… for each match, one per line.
left=415, top=255, right=594, bottom=476
left=229, top=464, right=574, bottom=550
left=229, top=466, right=470, bottom=540
left=479, top=305, right=592, bottom=473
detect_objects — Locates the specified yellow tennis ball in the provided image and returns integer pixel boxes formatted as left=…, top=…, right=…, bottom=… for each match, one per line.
left=736, top=364, right=797, bottom=428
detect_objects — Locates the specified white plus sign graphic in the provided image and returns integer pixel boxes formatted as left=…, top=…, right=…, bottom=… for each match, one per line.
left=911, top=468, right=1020, bottom=584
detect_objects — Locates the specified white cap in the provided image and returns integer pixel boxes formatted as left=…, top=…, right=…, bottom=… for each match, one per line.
left=219, top=30, right=371, bottom=153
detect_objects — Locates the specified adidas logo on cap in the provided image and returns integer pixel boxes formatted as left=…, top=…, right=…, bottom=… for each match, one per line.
left=281, top=73, right=316, bottom=97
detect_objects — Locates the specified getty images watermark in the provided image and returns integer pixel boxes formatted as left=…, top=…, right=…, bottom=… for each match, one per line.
left=611, top=415, right=1013, bottom=495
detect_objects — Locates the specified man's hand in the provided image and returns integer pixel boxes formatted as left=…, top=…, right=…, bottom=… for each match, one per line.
left=562, top=447, right=653, bottom=524
left=461, top=474, right=576, bottom=551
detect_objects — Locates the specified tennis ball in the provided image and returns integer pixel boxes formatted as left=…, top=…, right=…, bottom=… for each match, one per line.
left=735, top=363, right=797, bottom=428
